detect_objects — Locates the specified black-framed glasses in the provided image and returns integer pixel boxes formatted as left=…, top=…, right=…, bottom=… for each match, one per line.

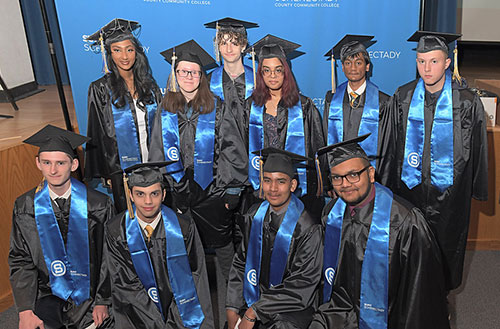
left=262, top=67, right=284, bottom=77
left=331, top=166, right=370, bottom=186
left=176, top=69, right=202, bottom=78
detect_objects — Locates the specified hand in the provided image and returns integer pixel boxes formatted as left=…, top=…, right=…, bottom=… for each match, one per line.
left=239, top=308, right=256, bottom=329
left=224, top=193, right=240, bottom=211
left=226, top=309, right=241, bottom=329
left=92, top=305, right=109, bottom=327
left=19, top=310, right=44, bottom=329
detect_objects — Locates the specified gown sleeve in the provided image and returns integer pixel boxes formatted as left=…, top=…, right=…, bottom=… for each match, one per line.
left=470, top=93, right=488, bottom=201
left=8, top=196, right=38, bottom=313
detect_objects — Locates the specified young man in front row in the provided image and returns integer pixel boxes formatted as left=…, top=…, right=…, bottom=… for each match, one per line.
left=9, top=125, right=113, bottom=329
left=105, top=162, right=214, bottom=328
left=226, top=148, right=323, bottom=329
left=309, top=135, right=449, bottom=329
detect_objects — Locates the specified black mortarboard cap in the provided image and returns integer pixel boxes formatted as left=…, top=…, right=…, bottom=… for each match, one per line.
left=124, top=161, right=174, bottom=187
left=86, top=18, right=140, bottom=43
left=324, top=34, right=374, bottom=62
left=245, top=34, right=301, bottom=60
left=408, top=30, right=461, bottom=53
left=160, top=39, right=217, bottom=70
left=204, top=17, right=259, bottom=35
left=317, top=134, right=371, bottom=168
left=252, top=147, right=309, bottom=178
left=23, top=125, right=89, bottom=158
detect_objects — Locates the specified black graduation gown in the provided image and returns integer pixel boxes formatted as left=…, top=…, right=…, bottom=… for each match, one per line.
left=219, top=95, right=326, bottom=218
left=381, top=80, right=488, bottom=290
left=148, top=97, right=239, bottom=249
left=309, top=192, right=450, bottom=329
left=105, top=210, right=214, bottom=329
left=207, top=69, right=247, bottom=130
left=85, top=75, right=162, bottom=213
left=226, top=202, right=323, bottom=329
left=9, top=187, right=114, bottom=328
left=322, top=88, right=390, bottom=174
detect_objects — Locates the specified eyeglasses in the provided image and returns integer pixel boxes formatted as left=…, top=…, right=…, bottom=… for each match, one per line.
left=330, top=166, right=370, bottom=186
left=262, top=67, right=284, bottom=77
left=176, top=69, right=202, bottom=78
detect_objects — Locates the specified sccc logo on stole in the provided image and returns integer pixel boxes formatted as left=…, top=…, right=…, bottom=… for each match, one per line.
left=251, top=156, right=260, bottom=171
left=167, top=146, right=180, bottom=161
left=324, top=267, right=335, bottom=285
left=247, top=269, right=257, bottom=286
left=51, top=260, right=67, bottom=277
left=148, top=287, right=159, bottom=303
left=407, top=152, right=420, bottom=168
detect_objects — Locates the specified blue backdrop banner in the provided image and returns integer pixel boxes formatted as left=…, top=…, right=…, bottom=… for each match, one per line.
left=54, top=0, right=421, bottom=136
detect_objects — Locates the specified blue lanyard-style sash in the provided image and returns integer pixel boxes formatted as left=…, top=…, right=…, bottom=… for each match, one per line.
left=402, top=70, right=453, bottom=191
left=323, top=183, right=391, bottom=329
left=126, top=208, right=164, bottom=317
left=284, top=99, right=307, bottom=196
left=161, top=100, right=217, bottom=189
left=126, top=206, right=205, bottom=328
left=248, top=103, right=265, bottom=190
left=248, top=100, right=307, bottom=194
left=34, top=178, right=89, bottom=305
left=328, top=81, right=380, bottom=169
left=112, top=98, right=156, bottom=168
left=244, top=194, right=304, bottom=306
left=194, top=103, right=217, bottom=190
left=210, top=65, right=254, bottom=100
left=160, top=110, right=185, bottom=183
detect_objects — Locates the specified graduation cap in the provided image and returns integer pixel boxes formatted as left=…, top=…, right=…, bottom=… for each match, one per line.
left=314, top=134, right=370, bottom=196
left=23, top=124, right=89, bottom=158
left=86, top=19, right=141, bottom=74
left=324, top=35, right=374, bottom=93
left=122, top=161, right=174, bottom=218
left=408, top=30, right=464, bottom=85
left=160, top=39, right=216, bottom=92
left=205, top=17, right=259, bottom=62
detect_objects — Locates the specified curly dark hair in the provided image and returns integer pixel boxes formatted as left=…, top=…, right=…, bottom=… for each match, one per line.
left=104, top=33, right=158, bottom=108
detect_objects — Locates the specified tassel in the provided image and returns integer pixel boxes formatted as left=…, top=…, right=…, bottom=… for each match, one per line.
left=315, top=155, right=323, bottom=197
left=35, top=177, right=45, bottom=193
left=452, top=41, right=463, bottom=86
left=123, top=173, right=135, bottom=219
left=331, top=53, right=336, bottom=94
left=258, top=157, right=264, bottom=199
left=215, top=22, right=220, bottom=63
left=251, top=46, right=256, bottom=87
left=168, top=50, right=178, bottom=92
left=99, top=33, right=110, bottom=74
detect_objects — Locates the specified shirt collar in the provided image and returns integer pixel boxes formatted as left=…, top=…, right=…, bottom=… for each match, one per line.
left=48, top=184, right=71, bottom=201
left=136, top=211, right=162, bottom=233
left=347, top=80, right=367, bottom=96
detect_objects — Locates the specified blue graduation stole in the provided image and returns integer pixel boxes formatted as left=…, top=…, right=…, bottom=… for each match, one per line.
left=243, top=194, right=304, bottom=306
left=210, top=64, right=254, bottom=101
left=34, top=178, right=90, bottom=305
left=327, top=81, right=380, bottom=169
left=112, top=98, right=156, bottom=168
left=126, top=205, right=204, bottom=328
left=160, top=101, right=217, bottom=190
left=401, top=70, right=454, bottom=192
left=248, top=99, right=307, bottom=195
left=322, top=182, right=391, bottom=329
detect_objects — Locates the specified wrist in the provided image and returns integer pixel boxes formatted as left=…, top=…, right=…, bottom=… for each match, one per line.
left=243, top=314, right=256, bottom=322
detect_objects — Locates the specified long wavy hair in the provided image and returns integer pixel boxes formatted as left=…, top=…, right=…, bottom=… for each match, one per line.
left=104, top=33, right=158, bottom=108
left=161, top=61, right=215, bottom=114
left=251, top=56, right=299, bottom=108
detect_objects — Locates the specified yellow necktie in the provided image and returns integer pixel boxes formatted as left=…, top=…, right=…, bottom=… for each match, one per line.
left=349, top=91, right=359, bottom=107
left=145, top=225, right=154, bottom=242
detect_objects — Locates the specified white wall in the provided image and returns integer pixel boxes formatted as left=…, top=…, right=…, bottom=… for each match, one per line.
left=458, top=0, right=500, bottom=42
left=0, top=1, right=35, bottom=90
